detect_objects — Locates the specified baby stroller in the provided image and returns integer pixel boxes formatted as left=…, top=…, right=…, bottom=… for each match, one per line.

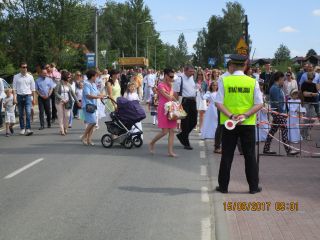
left=101, top=97, right=146, bottom=149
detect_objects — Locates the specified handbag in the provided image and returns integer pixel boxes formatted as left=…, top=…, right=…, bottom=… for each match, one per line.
left=165, top=101, right=187, bottom=120
left=85, top=103, right=97, bottom=113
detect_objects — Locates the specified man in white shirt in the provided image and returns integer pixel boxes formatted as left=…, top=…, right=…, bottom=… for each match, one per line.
left=0, top=77, right=5, bottom=128
left=174, top=65, right=197, bottom=150
left=13, top=62, right=35, bottom=136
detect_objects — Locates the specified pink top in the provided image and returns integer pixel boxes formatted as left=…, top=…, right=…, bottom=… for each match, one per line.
left=157, top=82, right=177, bottom=129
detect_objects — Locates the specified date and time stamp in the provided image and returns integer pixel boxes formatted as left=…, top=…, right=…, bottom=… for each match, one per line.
left=223, top=201, right=299, bottom=212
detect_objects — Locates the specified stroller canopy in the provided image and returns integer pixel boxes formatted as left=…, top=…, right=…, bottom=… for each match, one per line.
left=116, top=97, right=146, bottom=125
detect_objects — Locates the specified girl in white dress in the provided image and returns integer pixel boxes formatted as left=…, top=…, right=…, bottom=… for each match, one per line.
left=195, top=71, right=208, bottom=132
left=256, top=81, right=269, bottom=142
left=288, top=89, right=304, bottom=143
left=124, top=82, right=143, bottom=139
left=201, top=82, right=218, bottom=139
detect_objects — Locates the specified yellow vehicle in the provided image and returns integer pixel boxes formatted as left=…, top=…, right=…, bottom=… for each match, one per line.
left=118, top=57, right=149, bottom=67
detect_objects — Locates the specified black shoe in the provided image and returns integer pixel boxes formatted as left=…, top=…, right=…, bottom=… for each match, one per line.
left=263, top=150, right=277, bottom=154
left=9, top=126, right=14, bottom=134
left=184, top=145, right=193, bottom=150
left=287, top=150, right=299, bottom=156
left=176, top=133, right=186, bottom=146
left=216, top=186, right=228, bottom=193
left=5, top=133, right=9, bottom=137
left=39, top=126, right=45, bottom=130
left=249, top=187, right=262, bottom=194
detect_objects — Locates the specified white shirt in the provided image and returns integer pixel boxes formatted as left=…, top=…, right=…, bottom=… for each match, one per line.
left=173, top=73, right=196, bottom=97
left=13, top=73, right=35, bottom=95
left=76, top=88, right=83, bottom=101
left=146, top=74, right=155, bottom=88
left=60, top=85, right=70, bottom=101
left=215, top=70, right=263, bottom=105
left=125, top=92, right=140, bottom=101
left=0, top=78, right=4, bottom=99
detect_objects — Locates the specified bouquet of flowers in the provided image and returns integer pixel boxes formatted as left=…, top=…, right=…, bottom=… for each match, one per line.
left=164, top=101, right=187, bottom=120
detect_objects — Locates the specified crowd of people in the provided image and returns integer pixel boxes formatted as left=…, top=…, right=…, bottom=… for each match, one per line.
left=0, top=61, right=320, bottom=155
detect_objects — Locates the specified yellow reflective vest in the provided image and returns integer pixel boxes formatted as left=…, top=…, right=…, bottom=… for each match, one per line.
left=220, top=75, right=256, bottom=125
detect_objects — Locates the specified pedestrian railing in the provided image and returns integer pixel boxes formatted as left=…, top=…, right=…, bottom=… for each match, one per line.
left=256, top=100, right=320, bottom=161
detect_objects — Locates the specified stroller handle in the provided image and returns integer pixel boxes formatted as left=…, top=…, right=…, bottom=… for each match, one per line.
left=101, top=96, right=117, bottom=106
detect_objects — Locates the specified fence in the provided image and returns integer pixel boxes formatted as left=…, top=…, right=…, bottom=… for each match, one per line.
left=256, top=100, right=320, bottom=162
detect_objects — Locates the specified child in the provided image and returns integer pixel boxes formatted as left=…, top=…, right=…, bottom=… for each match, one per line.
left=256, top=80, right=269, bottom=142
left=124, top=82, right=143, bottom=139
left=150, top=79, right=159, bottom=125
left=288, top=88, right=303, bottom=143
left=75, top=81, right=84, bottom=119
left=201, top=82, right=218, bottom=139
left=3, top=89, right=15, bottom=137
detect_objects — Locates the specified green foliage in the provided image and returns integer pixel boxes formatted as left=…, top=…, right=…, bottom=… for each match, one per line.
left=0, top=0, right=194, bottom=71
left=306, top=49, right=317, bottom=57
left=193, top=1, right=250, bottom=67
left=274, top=44, right=291, bottom=65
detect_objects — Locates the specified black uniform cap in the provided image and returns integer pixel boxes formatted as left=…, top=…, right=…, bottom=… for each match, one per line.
left=229, top=54, right=248, bottom=64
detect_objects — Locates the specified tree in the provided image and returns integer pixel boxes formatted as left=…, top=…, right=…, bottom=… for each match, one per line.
left=306, top=49, right=317, bottom=57
left=274, top=44, right=291, bottom=64
left=193, top=28, right=207, bottom=66
left=193, top=1, right=249, bottom=66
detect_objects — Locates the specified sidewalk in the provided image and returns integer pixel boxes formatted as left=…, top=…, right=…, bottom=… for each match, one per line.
left=205, top=139, right=320, bottom=240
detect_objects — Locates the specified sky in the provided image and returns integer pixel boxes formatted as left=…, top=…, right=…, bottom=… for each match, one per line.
left=96, top=0, right=320, bottom=59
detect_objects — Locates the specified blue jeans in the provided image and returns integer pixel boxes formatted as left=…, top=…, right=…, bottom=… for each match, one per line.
left=17, top=95, right=32, bottom=129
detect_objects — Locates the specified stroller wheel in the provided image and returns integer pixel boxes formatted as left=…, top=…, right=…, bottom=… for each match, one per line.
left=101, top=134, right=113, bottom=148
left=132, top=136, right=143, bottom=148
left=123, top=138, right=133, bottom=149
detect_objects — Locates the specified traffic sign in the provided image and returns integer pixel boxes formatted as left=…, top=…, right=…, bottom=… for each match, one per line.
left=224, top=54, right=231, bottom=67
left=236, top=37, right=248, bottom=56
left=86, top=53, right=95, bottom=68
left=208, top=57, right=216, bottom=66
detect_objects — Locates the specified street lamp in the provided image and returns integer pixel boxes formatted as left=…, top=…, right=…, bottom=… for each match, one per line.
left=135, top=20, right=152, bottom=57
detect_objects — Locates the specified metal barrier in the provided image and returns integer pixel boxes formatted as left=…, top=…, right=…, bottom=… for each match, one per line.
left=256, top=100, right=320, bottom=162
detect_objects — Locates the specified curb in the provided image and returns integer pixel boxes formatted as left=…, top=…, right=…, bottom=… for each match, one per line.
left=204, top=140, right=230, bottom=240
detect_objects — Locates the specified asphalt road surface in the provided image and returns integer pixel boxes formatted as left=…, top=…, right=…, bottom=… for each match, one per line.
left=0, top=114, right=212, bottom=240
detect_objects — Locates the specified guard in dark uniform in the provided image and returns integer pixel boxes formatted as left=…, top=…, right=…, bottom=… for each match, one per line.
left=214, top=54, right=263, bottom=194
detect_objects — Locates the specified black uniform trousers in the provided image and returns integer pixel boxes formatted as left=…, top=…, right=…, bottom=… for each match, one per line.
left=51, top=89, right=57, bottom=120
left=38, top=96, right=51, bottom=127
left=218, top=125, right=259, bottom=191
left=179, top=98, right=197, bottom=147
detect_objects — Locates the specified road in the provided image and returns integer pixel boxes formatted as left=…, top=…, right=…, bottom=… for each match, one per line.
left=0, top=114, right=213, bottom=240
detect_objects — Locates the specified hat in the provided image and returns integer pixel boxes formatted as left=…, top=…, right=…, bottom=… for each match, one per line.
left=290, top=88, right=298, bottom=96
left=229, top=54, right=248, bottom=65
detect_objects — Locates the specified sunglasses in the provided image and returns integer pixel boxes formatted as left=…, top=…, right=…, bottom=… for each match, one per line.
left=168, top=75, right=174, bottom=78
left=21, top=66, right=27, bottom=69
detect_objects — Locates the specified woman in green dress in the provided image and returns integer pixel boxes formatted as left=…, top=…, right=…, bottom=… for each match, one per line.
left=106, top=69, right=121, bottom=112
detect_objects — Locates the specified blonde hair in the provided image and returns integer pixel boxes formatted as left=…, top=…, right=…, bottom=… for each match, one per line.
left=127, top=81, right=137, bottom=92
left=5, top=88, right=12, bottom=94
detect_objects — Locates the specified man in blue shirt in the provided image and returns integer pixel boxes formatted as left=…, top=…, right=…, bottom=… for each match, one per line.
left=263, top=71, right=299, bottom=156
left=299, top=64, right=320, bottom=86
left=35, top=67, right=54, bottom=130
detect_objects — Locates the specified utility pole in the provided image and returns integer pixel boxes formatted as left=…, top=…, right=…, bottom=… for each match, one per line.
left=95, top=8, right=98, bottom=68
left=244, top=15, right=249, bottom=48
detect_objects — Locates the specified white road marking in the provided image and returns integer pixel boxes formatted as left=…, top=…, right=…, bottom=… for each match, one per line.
left=201, top=186, right=209, bottom=203
left=199, top=141, right=204, bottom=147
left=200, top=151, right=206, bottom=159
left=4, top=158, right=44, bottom=179
left=201, top=165, right=207, bottom=176
left=201, top=217, right=211, bottom=240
